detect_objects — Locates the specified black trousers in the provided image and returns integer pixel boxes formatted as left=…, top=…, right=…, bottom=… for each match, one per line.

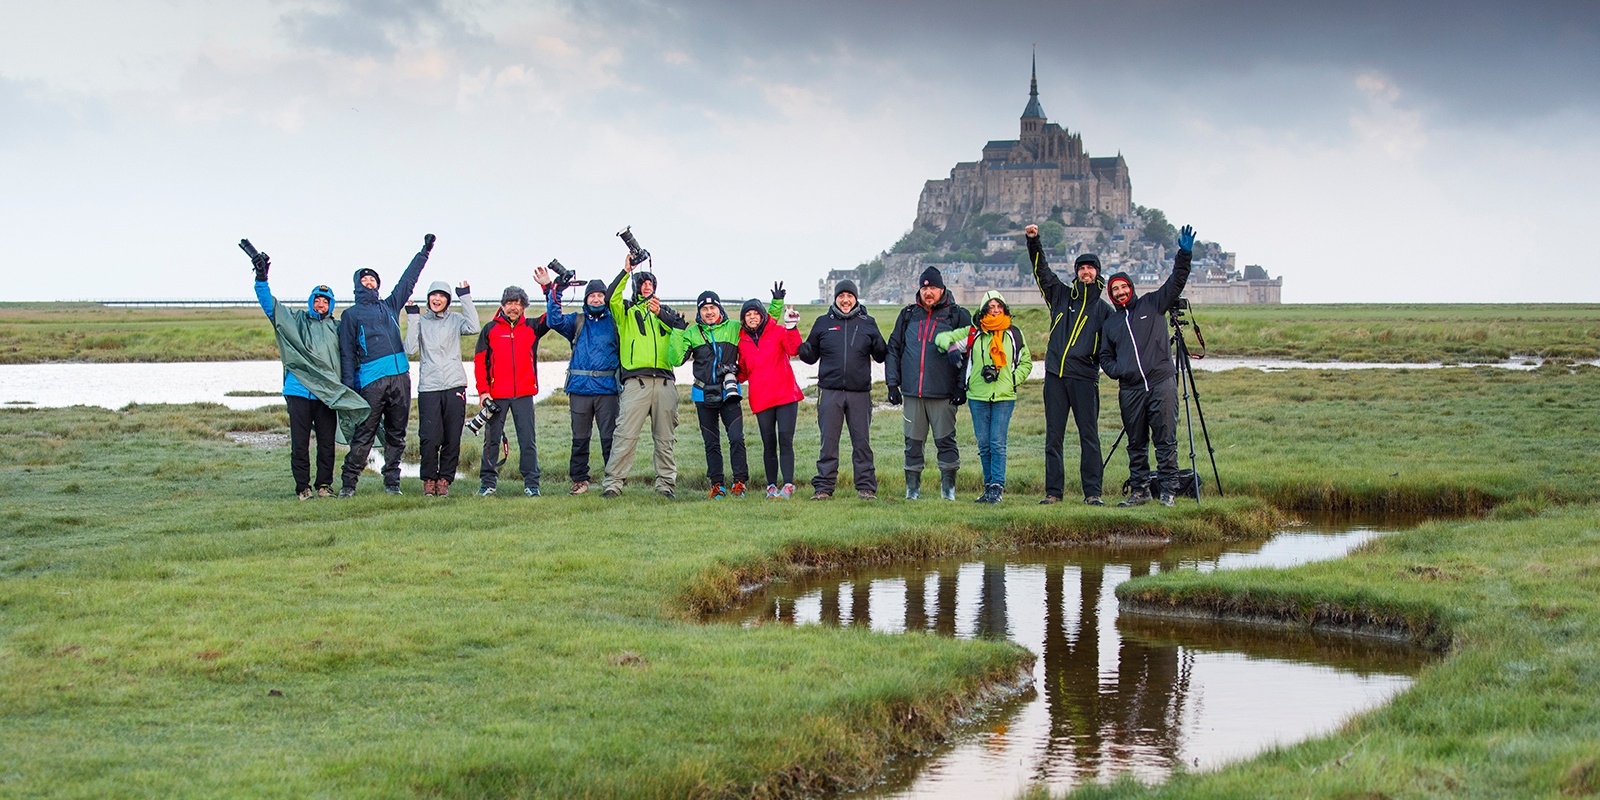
left=480, top=394, right=539, bottom=491
left=341, top=372, right=411, bottom=490
left=417, top=387, right=467, bottom=483
left=754, top=401, right=798, bottom=487
left=696, top=398, right=748, bottom=486
left=812, top=389, right=875, bottom=494
left=569, top=393, right=618, bottom=483
left=1119, top=377, right=1179, bottom=496
left=286, top=395, right=336, bottom=492
left=1043, top=374, right=1104, bottom=499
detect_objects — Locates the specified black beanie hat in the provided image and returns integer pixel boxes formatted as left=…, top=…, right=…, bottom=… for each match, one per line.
left=1073, top=253, right=1102, bottom=274
left=833, top=279, right=859, bottom=300
left=918, top=266, right=945, bottom=291
left=354, top=267, right=381, bottom=290
left=501, top=285, right=530, bottom=306
left=583, top=279, right=607, bottom=298
left=697, top=290, right=721, bottom=308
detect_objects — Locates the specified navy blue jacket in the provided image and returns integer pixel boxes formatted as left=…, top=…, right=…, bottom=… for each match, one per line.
left=1099, top=250, right=1191, bottom=391
left=546, top=291, right=620, bottom=396
left=886, top=293, right=972, bottom=399
left=339, top=250, right=428, bottom=389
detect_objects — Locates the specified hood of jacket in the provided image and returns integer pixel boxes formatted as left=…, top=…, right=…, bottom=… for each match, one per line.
left=631, top=271, right=658, bottom=303
left=976, top=289, right=1010, bottom=320
left=422, top=280, right=453, bottom=318
left=306, top=285, right=337, bottom=320
left=740, top=298, right=771, bottom=333
left=352, top=268, right=382, bottom=305
left=1107, top=272, right=1137, bottom=308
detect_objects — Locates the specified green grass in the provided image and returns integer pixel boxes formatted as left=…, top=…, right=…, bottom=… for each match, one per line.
left=5, top=302, right=1598, bottom=364
left=3, top=362, right=1600, bottom=796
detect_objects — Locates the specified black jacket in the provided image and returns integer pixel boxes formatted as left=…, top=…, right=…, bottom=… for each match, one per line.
left=1027, top=236, right=1111, bottom=381
left=339, top=249, right=428, bottom=389
left=1099, top=250, right=1192, bottom=390
left=797, top=303, right=888, bottom=392
left=886, top=292, right=973, bottom=399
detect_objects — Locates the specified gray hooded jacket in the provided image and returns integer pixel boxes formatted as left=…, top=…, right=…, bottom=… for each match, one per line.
left=403, top=281, right=482, bottom=392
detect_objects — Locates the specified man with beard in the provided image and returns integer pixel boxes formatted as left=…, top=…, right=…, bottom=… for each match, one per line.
left=797, top=280, right=887, bottom=500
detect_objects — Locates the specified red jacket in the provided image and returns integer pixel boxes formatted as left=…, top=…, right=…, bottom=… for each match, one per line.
left=474, top=311, right=549, bottom=400
left=738, top=318, right=803, bottom=414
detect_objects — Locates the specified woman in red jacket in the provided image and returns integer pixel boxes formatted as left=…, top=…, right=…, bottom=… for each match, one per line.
left=737, top=284, right=803, bottom=499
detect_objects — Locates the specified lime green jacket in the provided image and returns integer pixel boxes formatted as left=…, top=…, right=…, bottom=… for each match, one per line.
left=934, top=290, right=1032, bottom=402
left=610, top=269, right=686, bottom=381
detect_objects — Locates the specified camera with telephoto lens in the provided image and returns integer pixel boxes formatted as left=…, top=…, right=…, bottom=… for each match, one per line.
left=546, top=259, right=584, bottom=291
left=465, top=398, right=500, bottom=435
left=616, top=226, right=651, bottom=267
left=701, top=365, right=741, bottom=408
left=238, top=239, right=261, bottom=261
left=981, top=364, right=1001, bottom=383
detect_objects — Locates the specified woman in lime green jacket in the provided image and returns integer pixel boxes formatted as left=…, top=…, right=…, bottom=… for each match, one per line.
left=937, top=290, right=1031, bottom=504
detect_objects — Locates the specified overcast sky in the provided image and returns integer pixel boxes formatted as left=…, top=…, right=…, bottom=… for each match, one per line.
left=4, top=1, right=1597, bottom=302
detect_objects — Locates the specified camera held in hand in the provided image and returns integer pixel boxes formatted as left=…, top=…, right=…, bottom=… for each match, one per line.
left=981, top=364, right=1000, bottom=383
left=616, top=226, right=651, bottom=267
left=466, top=398, right=501, bottom=435
left=546, top=259, right=584, bottom=291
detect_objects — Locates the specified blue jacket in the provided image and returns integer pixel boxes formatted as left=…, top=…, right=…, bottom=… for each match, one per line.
left=256, top=281, right=337, bottom=400
left=338, top=250, right=428, bottom=389
left=546, top=290, right=620, bottom=396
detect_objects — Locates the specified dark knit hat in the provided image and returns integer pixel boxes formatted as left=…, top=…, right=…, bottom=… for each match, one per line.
left=583, top=279, right=607, bottom=297
left=833, top=279, right=859, bottom=300
left=918, top=266, right=945, bottom=291
left=501, top=285, right=530, bottom=306
left=697, top=290, right=721, bottom=308
left=1073, top=253, right=1102, bottom=275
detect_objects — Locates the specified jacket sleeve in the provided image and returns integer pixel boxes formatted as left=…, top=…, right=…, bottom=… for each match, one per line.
left=868, top=318, right=888, bottom=363
left=545, top=290, right=576, bottom=342
left=736, top=337, right=752, bottom=383
left=1012, top=329, right=1032, bottom=386
left=796, top=317, right=823, bottom=364
left=458, top=292, right=481, bottom=336
left=933, top=325, right=973, bottom=353
left=884, top=309, right=908, bottom=388
left=657, top=304, right=688, bottom=331
left=667, top=327, right=692, bottom=366
left=338, top=314, right=359, bottom=389
left=253, top=280, right=275, bottom=321
left=403, top=311, right=420, bottom=357
left=1098, top=327, right=1119, bottom=381
left=473, top=325, right=492, bottom=398
left=780, top=324, right=801, bottom=356
left=384, top=249, right=428, bottom=314
left=608, top=270, right=629, bottom=322
left=1150, top=248, right=1192, bottom=314
left=1028, top=236, right=1065, bottom=306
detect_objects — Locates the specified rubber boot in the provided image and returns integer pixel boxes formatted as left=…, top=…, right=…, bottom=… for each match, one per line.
left=904, top=470, right=921, bottom=500
left=990, top=483, right=1004, bottom=504
left=939, top=469, right=957, bottom=501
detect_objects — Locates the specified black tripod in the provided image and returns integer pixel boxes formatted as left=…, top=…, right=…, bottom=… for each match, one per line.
left=1169, top=303, right=1223, bottom=500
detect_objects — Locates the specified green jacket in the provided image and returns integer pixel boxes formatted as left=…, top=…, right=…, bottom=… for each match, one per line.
left=934, top=290, right=1032, bottom=403
left=610, top=269, right=687, bottom=381
left=268, top=296, right=371, bottom=442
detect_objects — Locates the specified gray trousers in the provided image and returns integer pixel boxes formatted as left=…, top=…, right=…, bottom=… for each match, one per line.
left=1119, top=377, right=1179, bottom=496
left=604, top=376, right=679, bottom=493
left=902, top=395, right=959, bottom=474
left=813, top=389, right=875, bottom=493
left=480, top=395, right=539, bottom=491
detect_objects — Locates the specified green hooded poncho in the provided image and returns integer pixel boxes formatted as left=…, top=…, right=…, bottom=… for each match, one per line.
left=269, top=289, right=371, bottom=443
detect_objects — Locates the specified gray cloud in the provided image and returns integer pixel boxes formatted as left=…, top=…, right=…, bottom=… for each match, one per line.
left=280, top=0, right=487, bottom=58
left=0, top=75, right=108, bottom=147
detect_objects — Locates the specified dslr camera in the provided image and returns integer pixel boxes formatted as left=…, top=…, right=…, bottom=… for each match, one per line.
left=981, top=364, right=1001, bottom=383
left=465, top=398, right=501, bottom=435
left=701, top=365, right=741, bottom=408
left=616, top=226, right=651, bottom=267
left=546, top=259, right=584, bottom=291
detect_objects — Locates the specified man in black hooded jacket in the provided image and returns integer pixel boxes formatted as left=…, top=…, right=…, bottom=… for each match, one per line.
left=798, top=279, right=887, bottom=500
left=1098, top=225, right=1194, bottom=507
left=886, top=266, right=972, bottom=501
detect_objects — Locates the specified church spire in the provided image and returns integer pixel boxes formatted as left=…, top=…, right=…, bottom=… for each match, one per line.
left=1021, top=49, right=1046, bottom=122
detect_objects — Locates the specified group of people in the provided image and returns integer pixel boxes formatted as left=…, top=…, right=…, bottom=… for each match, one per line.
left=251, top=220, right=1195, bottom=507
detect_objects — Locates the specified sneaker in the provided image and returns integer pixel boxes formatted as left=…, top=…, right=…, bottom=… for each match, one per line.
left=765, top=484, right=779, bottom=499
left=1159, top=493, right=1176, bottom=507
left=422, top=479, right=437, bottom=497
left=384, top=484, right=403, bottom=496
left=1085, top=496, right=1105, bottom=506
left=658, top=489, right=676, bottom=500
left=778, top=483, right=795, bottom=499
left=569, top=480, right=589, bottom=496
left=338, top=487, right=356, bottom=498
left=316, top=487, right=334, bottom=498
left=478, top=486, right=496, bottom=497
left=810, top=490, right=832, bottom=501
left=1118, top=491, right=1151, bottom=508
left=857, top=489, right=876, bottom=500
left=1039, top=496, right=1061, bottom=505
left=436, top=481, right=450, bottom=498
left=524, top=487, right=540, bottom=497
left=708, top=483, right=727, bottom=499
left=730, top=481, right=747, bottom=498
left=602, top=488, right=621, bottom=499
left=297, top=488, right=314, bottom=501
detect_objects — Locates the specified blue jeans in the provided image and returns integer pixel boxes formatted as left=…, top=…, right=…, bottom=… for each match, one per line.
left=969, top=399, right=1015, bottom=487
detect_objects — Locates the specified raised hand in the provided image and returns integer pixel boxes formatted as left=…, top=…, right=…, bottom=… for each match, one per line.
left=533, top=265, right=551, bottom=288
left=623, top=253, right=636, bottom=273
left=1176, top=225, right=1195, bottom=252
left=424, top=233, right=436, bottom=253
left=1025, top=224, right=1038, bottom=238
left=772, top=281, right=786, bottom=300
left=251, top=252, right=270, bottom=282
left=782, top=306, right=800, bottom=329
left=457, top=281, right=470, bottom=296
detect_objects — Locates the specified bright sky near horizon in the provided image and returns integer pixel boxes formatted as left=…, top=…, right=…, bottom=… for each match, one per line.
left=3, top=1, right=1597, bottom=303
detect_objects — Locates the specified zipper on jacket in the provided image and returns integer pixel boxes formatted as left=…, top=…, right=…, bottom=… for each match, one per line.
left=1124, top=313, right=1149, bottom=392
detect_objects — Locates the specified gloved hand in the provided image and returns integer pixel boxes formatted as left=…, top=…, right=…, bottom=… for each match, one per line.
left=251, top=252, right=270, bottom=282
left=782, top=306, right=800, bottom=329
left=456, top=281, right=470, bottom=297
left=405, top=303, right=420, bottom=315
left=950, top=392, right=967, bottom=407
left=948, top=334, right=970, bottom=354
left=424, top=233, right=436, bottom=253
left=1176, top=225, right=1195, bottom=253
left=771, top=281, right=786, bottom=300
left=886, top=385, right=902, bottom=406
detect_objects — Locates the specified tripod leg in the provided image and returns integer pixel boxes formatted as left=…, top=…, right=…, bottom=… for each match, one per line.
left=1102, top=428, right=1125, bottom=472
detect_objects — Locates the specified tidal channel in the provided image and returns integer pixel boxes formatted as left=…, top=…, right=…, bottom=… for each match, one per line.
left=708, top=516, right=1435, bottom=798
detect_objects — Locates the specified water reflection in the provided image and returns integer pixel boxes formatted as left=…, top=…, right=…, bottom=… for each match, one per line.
left=712, top=522, right=1432, bottom=798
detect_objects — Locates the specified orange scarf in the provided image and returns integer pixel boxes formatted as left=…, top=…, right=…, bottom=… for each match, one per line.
left=978, top=313, right=1011, bottom=367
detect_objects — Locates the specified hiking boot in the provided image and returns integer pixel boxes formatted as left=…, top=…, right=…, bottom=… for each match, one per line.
left=730, top=481, right=747, bottom=498
left=904, top=471, right=921, bottom=500
left=1085, top=496, right=1105, bottom=506
left=857, top=489, right=876, bottom=500
left=810, top=490, right=832, bottom=501
left=658, top=488, right=676, bottom=500
left=338, top=487, right=356, bottom=498
left=1118, top=490, right=1151, bottom=508
left=972, top=485, right=991, bottom=504
left=316, top=486, right=334, bottom=498
left=436, top=481, right=450, bottom=498
left=939, top=469, right=958, bottom=501
left=297, top=488, right=314, bottom=501
left=1159, top=493, right=1176, bottom=507
left=422, top=479, right=437, bottom=497
left=778, top=483, right=795, bottom=499
left=524, top=487, right=540, bottom=497
left=569, top=480, right=589, bottom=496
left=708, top=483, right=727, bottom=499
left=989, top=484, right=1004, bottom=504
left=384, top=484, right=403, bottom=496
left=765, top=484, right=779, bottom=499
left=602, top=488, right=621, bottom=499
left=478, top=486, right=496, bottom=497
left=1039, top=496, right=1061, bottom=505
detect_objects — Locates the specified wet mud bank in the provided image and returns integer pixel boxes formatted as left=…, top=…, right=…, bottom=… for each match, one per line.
left=1117, top=594, right=1450, bottom=651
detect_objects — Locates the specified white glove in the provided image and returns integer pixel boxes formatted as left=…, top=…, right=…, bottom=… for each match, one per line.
left=782, top=306, right=800, bottom=329
left=949, top=336, right=970, bottom=354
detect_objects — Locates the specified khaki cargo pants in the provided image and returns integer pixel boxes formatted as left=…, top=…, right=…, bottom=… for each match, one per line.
left=602, top=376, right=679, bottom=494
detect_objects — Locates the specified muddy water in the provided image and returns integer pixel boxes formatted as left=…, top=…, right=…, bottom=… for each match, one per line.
left=709, top=517, right=1433, bottom=798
